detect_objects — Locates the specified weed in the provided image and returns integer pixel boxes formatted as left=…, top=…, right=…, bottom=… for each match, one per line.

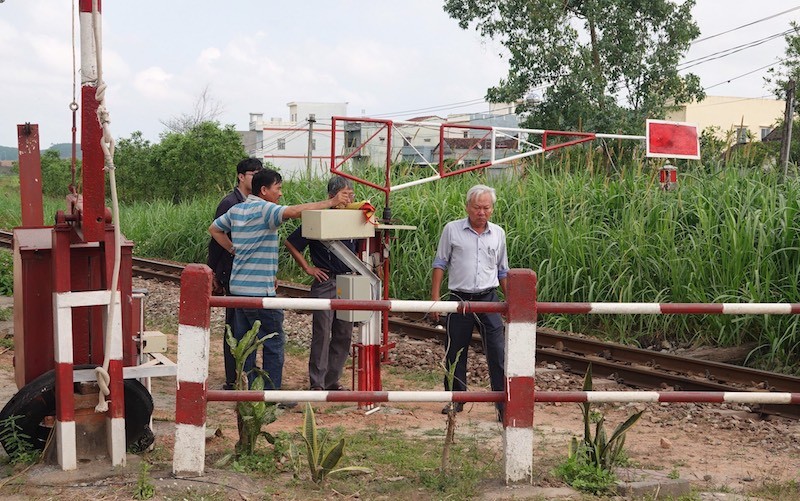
left=289, top=403, right=371, bottom=486
left=225, top=322, right=278, bottom=457
left=0, top=415, right=40, bottom=465
left=132, top=461, right=155, bottom=500
left=667, top=467, right=680, bottom=479
left=441, top=347, right=463, bottom=473
left=555, top=364, right=642, bottom=494
left=0, top=250, right=12, bottom=296
left=0, top=335, right=12, bottom=350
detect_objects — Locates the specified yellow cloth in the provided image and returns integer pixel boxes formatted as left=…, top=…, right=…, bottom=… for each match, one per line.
left=337, top=200, right=376, bottom=219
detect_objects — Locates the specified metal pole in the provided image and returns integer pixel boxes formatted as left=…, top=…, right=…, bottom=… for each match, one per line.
left=780, top=79, right=795, bottom=178
left=306, top=114, right=316, bottom=179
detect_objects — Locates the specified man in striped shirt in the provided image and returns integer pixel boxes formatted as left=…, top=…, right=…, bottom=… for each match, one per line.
left=209, top=168, right=350, bottom=389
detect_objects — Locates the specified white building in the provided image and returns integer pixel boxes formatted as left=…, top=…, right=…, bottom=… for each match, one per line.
left=244, top=101, right=521, bottom=177
left=246, top=102, right=348, bottom=179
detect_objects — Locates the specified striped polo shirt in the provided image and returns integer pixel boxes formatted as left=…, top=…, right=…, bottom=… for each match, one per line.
left=212, top=194, right=287, bottom=297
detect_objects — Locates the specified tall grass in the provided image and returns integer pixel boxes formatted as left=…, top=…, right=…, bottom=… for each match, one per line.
left=1, top=162, right=799, bottom=371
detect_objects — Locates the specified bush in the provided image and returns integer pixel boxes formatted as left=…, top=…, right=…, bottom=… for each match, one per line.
left=0, top=250, right=12, bottom=296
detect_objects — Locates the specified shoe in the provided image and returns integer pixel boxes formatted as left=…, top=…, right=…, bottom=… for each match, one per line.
left=441, top=402, right=464, bottom=414
left=277, top=402, right=298, bottom=410
left=326, top=384, right=347, bottom=391
left=310, top=386, right=324, bottom=391
left=222, top=383, right=235, bottom=390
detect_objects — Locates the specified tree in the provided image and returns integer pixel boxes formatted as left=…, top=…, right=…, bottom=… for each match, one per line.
left=766, top=21, right=800, bottom=101
left=160, top=85, right=225, bottom=134
left=114, top=122, right=246, bottom=203
left=443, top=0, right=705, bottom=134
left=151, top=121, right=246, bottom=203
left=40, top=149, right=81, bottom=197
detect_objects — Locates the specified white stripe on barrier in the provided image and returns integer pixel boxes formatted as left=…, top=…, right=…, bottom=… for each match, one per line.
left=108, top=417, right=126, bottom=466
left=258, top=390, right=462, bottom=402
left=504, top=427, right=534, bottom=483
left=176, top=325, right=209, bottom=384
left=724, top=392, right=793, bottom=404
left=173, top=424, right=207, bottom=477
left=722, top=303, right=793, bottom=315
left=589, top=303, right=662, bottom=314
left=109, top=299, right=123, bottom=359
left=56, top=420, right=77, bottom=471
left=56, top=290, right=113, bottom=308
left=388, top=300, right=461, bottom=313
left=586, top=391, right=662, bottom=403
left=506, top=322, right=536, bottom=377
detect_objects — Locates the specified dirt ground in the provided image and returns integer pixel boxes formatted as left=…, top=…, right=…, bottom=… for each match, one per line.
left=0, top=279, right=799, bottom=500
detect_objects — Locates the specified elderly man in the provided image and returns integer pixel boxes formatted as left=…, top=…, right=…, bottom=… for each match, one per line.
left=430, top=184, right=509, bottom=421
left=285, top=176, right=358, bottom=392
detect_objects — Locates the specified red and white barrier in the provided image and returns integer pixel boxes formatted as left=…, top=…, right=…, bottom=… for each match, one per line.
left=172, top=265, right=212, bottom=477
left=173, top=265, right=800, bottom=484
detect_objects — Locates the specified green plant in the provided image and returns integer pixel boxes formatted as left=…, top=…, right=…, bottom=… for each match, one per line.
left=132, top=460, right=155, bottom=499
left=554, top=445, right=618, bottom=495
left=289, top=403, right=371, bottom=486
left=441, top=348, right=464, bottom=473
left=0, top=250, right=12, bottom=296
left=571, top=364, right=643, bottom=471
left=226, top=322, right=277, bottom=456
left=0, top=415, right=40, bottom=465
left=667, top=467, right=680, bottom=479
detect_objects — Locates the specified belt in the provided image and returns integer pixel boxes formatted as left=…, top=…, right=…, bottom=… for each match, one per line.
left=450, top=288, right=495, bottom=300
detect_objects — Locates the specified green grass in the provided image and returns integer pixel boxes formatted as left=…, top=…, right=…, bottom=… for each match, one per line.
left=2, top=157, right=800, bottom=371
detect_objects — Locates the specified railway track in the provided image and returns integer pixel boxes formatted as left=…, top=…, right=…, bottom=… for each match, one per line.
left=2, top=230, right=799, bottom=417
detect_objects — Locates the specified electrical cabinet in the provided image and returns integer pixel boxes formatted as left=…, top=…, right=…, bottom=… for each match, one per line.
left=336, top=274, right=372, bottom=322
left=301, top=210, right=375, bottom=240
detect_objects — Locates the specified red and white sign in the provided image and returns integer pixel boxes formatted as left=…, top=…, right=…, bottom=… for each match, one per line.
left=646, top=119, right=700, bottom=160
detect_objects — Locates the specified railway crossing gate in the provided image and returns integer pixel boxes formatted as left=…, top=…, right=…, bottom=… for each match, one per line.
left=173, top=264, right=800, bottom=484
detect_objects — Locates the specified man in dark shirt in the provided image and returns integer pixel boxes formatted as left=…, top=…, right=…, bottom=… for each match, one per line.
left=285, top=176, right=357, bottom=391
left=207, top=157, right=263, bottom=389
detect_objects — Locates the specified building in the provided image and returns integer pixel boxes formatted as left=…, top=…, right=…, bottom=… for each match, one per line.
left=665, top=95, right=785, bottom=143
left=243, top=101, right=522, bottom=177
left=245, top=102, right=348, bottom=178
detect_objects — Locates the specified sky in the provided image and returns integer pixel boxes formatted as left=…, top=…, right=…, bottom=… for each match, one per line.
left=1, top=1, right=799, bottom=148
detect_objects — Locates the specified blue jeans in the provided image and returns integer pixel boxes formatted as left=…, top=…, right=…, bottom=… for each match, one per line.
left=233, top=307, right=285, bottom=389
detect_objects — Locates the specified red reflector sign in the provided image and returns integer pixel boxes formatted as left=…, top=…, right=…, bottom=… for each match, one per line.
left=646, top=120, right=700, bottom=160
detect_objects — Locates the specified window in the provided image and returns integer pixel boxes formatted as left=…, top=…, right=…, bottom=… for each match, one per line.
left=735, top=127, right=749, bottom=144
left=277, top=138, right=286, bottom=150
left=463, top=131, right=469, bottom=138
left=761, top=127, right=773, bottom=140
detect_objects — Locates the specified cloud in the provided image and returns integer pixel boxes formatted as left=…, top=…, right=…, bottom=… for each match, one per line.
left=133, top=66, right=176, bottom=100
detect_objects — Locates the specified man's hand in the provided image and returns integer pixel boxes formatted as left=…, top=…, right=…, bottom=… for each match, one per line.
left=331, top=188, right=353, bottom=208
left=212, top=276, right=224, bottom=296
left=305, top=266, right=330, bottom=282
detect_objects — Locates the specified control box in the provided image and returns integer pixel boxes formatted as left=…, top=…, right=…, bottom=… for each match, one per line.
left=336, top=274, right=372, bottom=322
left=302, top=210, right=375, bottom=240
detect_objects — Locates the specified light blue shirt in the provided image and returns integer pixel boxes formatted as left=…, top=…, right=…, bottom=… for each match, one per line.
left=432, top=217, right=509, bottom=292
left=212, top=194, right=287, bottom=297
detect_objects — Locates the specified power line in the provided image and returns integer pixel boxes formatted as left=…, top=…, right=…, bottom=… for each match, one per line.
left=703, top=59, right=787, bottom=91
left=679, top=28, right=793, bottom=70
left=692, top=5, right=800, bottom=45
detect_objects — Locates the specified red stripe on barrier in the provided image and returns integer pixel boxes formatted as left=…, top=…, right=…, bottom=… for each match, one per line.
left=108, top=360, right=125, bottom=419
left=505, top=376, right=535, bottom=427
left=175, top=381, right=207, bottom=426
left=793, top=394, right=800, bottom=404
left=55, top=363, right=75, bottom=422
left=792, top=304, right=800, bottom=314
left=506, top=270, right=536, bottom=322
left=661, top=304, right=724, bottom=314
left=178, top=265, right=212, bottom=329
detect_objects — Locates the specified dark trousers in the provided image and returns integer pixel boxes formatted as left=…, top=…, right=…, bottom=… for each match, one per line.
left=233, top=306, right=285, bottom=389
left=308, top=279, right=354, bottom=389
left=443, top=289, right=505, bottom=411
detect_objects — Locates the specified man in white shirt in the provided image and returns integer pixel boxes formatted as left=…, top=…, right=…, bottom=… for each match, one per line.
left=430, top=184, right=509, bottom=421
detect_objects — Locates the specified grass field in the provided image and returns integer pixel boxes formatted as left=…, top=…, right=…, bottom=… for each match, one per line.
left=2, top=157, right=799, bottom=372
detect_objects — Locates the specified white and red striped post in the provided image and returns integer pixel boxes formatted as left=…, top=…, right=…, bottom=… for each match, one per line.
left=52, top=223, right=77, bottom=470
left=503, top=269, right=537, bottom=484
left=173, top=264, right=212, bottom=477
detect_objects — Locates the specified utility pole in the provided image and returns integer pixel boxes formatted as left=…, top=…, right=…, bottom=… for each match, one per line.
left=306, top=114, right=316, bottom=179
left=780, top=79, right=795, bottom=178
